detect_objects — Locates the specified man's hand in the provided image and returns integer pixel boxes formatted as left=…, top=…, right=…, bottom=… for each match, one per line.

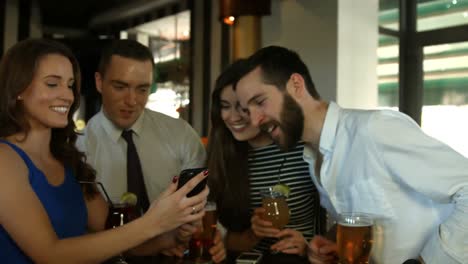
left=160, top=244, right=186, bottom=258
left=270, top=229, right=307, bottom=256
left=209, top=229, right=226, bottom=263
left=307, top=235, right=338, bottom=264
left=175, top=221, right=200, bottom=244
left=163, top=221, right=201, bottom=257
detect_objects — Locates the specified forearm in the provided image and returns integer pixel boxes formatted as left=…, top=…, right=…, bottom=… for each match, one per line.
left=225, top=229, right=261, bottom=252
left=40, top=216, right=158, bottom=264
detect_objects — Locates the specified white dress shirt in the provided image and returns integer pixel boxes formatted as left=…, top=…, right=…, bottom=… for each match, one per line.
left=303, top=102, right=467, bottom=264
left=76, top=109, right=206, bottom=202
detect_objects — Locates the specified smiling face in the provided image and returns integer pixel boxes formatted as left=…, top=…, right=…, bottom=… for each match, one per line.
left=96, top=55, right=152, bottom=129
left=19, top=54, right=75, bottom=129
left=220, top=85, right=261, bottom=142
left=236, top=67, right=304, bottom=151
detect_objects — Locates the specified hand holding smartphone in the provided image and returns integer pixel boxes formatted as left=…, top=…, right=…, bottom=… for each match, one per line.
left=177, top=167, right=207, bottom=197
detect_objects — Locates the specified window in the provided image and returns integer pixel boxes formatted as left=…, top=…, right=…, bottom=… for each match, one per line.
left=417, top=0, right=468, bottom=31
left=421, top=41, right=468, bottom=156
left=377, top=34, right=399, bottom=107
left=121, top=10, right=191, bottom=119
left=378, top=0, right=468, bottom=157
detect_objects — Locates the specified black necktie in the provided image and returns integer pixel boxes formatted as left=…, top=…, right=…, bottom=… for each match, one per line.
left=122, top=130, right=150, bottom=212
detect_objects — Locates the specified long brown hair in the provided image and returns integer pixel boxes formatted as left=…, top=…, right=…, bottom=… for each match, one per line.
left=0, top=38, right=97, bottom=198
left=206, top=59, right=251, bottom=231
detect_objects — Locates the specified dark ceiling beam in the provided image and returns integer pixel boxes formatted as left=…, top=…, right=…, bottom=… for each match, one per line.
left=89, top=0, right=181, bottom=28
left=219, top=0, right=270, bottom=19
left=18, top=0, right=31, bottom=41
left=379, top=26, right=399, bottom=38
left=417, top=25, right=468, bottom=46
left=42, top=26, right=89, bottom=38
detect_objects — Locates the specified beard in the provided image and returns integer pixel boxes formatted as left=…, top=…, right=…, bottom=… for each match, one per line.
left=260, top=93, right=304, bottom=152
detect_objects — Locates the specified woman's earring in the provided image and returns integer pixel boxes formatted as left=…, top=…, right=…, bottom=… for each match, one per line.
left=17, top=95, right=22, bottom=100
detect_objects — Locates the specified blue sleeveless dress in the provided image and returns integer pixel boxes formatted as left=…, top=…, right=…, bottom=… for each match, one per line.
left=0, top=140, right=88, bottom=263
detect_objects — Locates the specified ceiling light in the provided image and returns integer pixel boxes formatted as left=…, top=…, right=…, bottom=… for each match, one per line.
left=223, top=16, right=235, bottom=26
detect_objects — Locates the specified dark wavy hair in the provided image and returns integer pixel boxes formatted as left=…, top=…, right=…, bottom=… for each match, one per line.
left=206, top=59, right=252, bottom=231
left=0, top=38, right=97, bottom=198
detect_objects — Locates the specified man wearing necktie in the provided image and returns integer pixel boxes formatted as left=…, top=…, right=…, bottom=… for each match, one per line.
left=121, top=129, right=149, bottom=213
left=77, top=40, right=226, bottom=263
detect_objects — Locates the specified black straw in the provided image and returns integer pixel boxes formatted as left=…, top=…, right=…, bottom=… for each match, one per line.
left=277, top=157, right=286, bottom=184
left=79, top=181, right=113, bottom=207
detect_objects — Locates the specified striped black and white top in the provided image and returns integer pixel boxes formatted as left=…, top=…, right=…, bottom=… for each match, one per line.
left=248, top=142, right=321, bottom=253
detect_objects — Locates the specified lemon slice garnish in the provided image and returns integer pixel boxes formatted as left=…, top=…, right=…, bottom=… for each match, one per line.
left=120, top=192, right=138, bottom=206
left=272, top=184, right=291, bottom=198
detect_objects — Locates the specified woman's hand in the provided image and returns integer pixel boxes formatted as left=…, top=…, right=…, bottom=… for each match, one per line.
left=270, top=229, right=307, bottom=256
left=307, top=235, right=338, bottom=264
left=144, top=170, right=209, bottom=237
left=209, top=229, right=226, bottom=263
left=251, top=207, right=280, bottom=238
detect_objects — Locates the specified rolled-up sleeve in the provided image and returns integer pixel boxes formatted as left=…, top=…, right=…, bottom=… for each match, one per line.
left=421, top=189, right=468, bottom=263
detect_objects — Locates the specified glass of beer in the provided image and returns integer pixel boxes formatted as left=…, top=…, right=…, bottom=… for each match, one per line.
left=188, top=201, right=217, bottom=263
left=260, top=187, right=290, bottom=229
left=337, top=213, right=374, bottom=264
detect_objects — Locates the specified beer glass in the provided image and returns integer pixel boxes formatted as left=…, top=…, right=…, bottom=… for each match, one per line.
left=337, top=213, right=374, bottom=264
left=260, top=187, right=290, bottom=229
left=188, top=201, right=217, bottom=263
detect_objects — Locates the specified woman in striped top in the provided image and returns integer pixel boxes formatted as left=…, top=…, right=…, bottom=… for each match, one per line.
left=206, top=60, right=324, bottom=257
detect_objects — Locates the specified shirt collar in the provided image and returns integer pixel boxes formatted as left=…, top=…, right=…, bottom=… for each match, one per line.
left=318, top=101, right=340, bottom=155
left=303, top=144, right=315, bottom=162
left=99, top=109, right=145, bottom=143
left=130, top=110, right=144, bottom=137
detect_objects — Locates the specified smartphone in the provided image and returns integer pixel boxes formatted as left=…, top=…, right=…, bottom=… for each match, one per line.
left=177, top=167, right=207, bottom=197
left=236, top=252, right=263, bottom=264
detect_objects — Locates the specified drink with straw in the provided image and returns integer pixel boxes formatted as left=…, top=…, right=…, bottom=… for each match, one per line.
left=105, top=192, right=139, bottom=229
left=260, top=187, right=290, bottom=229
left=79, top=181, right=139, bottom=264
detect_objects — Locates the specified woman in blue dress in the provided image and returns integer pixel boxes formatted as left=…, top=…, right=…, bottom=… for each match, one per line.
left=0, top=38, right=209, bottom=263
